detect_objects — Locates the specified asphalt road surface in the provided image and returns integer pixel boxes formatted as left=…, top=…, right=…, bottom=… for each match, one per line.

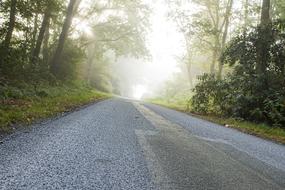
left=1, top=98, right=285, bottom=190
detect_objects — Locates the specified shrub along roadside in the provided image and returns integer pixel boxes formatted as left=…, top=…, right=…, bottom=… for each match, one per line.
left=149, top=100, right=285, bottom=144
left=0, top=84, right=111, bottom=133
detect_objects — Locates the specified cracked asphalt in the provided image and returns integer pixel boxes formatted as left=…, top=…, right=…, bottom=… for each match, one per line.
left=0, top=98, right=285, bottom=189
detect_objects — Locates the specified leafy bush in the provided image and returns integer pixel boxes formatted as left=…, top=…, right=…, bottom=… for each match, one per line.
left=191, top=74, right=230, bottom=115
left=191, top=22, right=285, bottom=127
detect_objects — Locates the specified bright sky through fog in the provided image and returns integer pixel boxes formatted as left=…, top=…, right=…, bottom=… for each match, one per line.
left=133, top=85, right=147, bottom=99
left=148, top=1, right=184, bottom=74
left=74, top=0, right=251, bottom=99
left=76, top=0, right=186, bottom=99
left=131, top=0, right=185, bottom=99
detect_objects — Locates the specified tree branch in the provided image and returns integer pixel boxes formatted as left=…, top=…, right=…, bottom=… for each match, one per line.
left=81, top=30, right=134, bottom=47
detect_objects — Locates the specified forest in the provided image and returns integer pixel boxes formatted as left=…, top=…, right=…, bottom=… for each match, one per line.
left=0, top=0, right=285, bottom=137
left=0, top=0, right=148, bottom=90
left=0, top=0, right=149, bottom=130
left=154, top=0, right=285, bottom=131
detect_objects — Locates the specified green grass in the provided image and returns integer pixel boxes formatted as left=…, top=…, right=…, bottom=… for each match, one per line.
left=0, top=84, right=111, bottom=133
left=193, top=114, right=285, bottom=144
left=148, top=97, right=189, bottom=112
left=149, top=99, right=285, bottom=144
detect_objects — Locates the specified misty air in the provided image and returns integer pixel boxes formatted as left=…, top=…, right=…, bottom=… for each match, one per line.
left=1, top=0, right=285, bottom=189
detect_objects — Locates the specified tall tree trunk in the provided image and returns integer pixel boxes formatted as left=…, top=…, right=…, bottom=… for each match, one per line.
left=217, top=0, right=233, bottom=79
left=3, top=0, right=17, bottom=50
left=0, top=0, right=16, bottom=70
left=31, top=12, right=39, bottom=52
left=210, top=45, right=218, bottom=74
left=50, top=0, right=79, bottom=76
left=210, top=33, right=220, bottom=74
left=261, top=0, right=271, bottom=25
left=184, top=36, right=193, bottom=88
left=43, top=18, right=50, bottom=64
left=210, top=1, right=220, bottom=74
left=186, top=62, right=193, bottom=88
left=243, top=0, right=249, bottom=31
left=256, top=0, right=271, bottom=74
left=32, top=7, right=51, bottom=64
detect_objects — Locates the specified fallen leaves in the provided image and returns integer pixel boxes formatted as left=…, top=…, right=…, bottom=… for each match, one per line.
left=1, top=99, right=32, bottom=107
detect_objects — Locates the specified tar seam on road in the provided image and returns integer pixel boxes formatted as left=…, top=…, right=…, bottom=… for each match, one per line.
left=133, top=102, right=283, bottom=190
left=135, top=129, right=173, bottom=190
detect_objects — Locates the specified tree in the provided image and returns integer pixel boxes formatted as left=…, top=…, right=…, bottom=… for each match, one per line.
left=0, top=0, right=17, bottom=69
left=217, top=0, right=233, bottom=78
left=32, top=5, right=51, bottom=64
left=50, top=0, right=80, bottom=77
left=3, top=0, right=17, bottom=50
left=167, top=0, right=234, bottom=80
left=42, top=13, right=50, bottom=64
left=0, top=0, right=150, bottom=88
left=256, top=0, right=271, bottom=74
left=79, top=0, right=150, bottom=89
left=243, top=0, right=249, bottom=30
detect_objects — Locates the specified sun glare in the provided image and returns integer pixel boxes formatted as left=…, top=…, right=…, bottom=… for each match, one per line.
left=73, top=18, right=93, bottom=36
left=130, top=0, right=184, bottom=98
left=133, top=85, right=147, bottom=100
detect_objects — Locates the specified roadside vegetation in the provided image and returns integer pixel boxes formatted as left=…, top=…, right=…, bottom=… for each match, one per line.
left=0, top=83, right=110, bottom=133
left=1, top=0, right=284, bottom=143
left=151, top=0, right=285, bottom=144
left=149, top=98, right=285, bottom=144
left=0, top=0, right=149, bottom=133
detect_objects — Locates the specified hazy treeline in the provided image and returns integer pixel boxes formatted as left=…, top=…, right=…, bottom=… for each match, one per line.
left=162, top=0, right=285, bottom=127
left=0, top=0, right=149, bottom=94
left=1, top=0, right=285, bottom=127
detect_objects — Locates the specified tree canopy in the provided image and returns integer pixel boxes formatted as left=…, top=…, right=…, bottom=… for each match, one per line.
left=0, top=0, right=149, bottom=93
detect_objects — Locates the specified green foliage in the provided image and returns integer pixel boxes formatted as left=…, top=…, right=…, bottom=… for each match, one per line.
left=0, top=82, right=110, bottom=132
left=0, top=0, right=150, bottom=96
left=191, top=22, right=285, bottom=127
left=191, top=74, right=230, bottom=115
left=150, top=92, right=285, bottom=144
left=195, top=114, right=285, bottom=144
left=56, top=40, right=85, bottom=80
left=89, top=62, right=114, bottom=93
left=0, top=0, right=66, bottom=82
left=274, top=0, right=285, bottom=20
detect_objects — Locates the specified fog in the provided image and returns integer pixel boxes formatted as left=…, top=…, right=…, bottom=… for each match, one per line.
left=1, top=0, right=284, bottom=139
left=71, top=0, right=230, bottom=100
left=107, top=0, right=261, bottom=100
left=111, top=0, right=185, bottom=99
left=68, top=0, right=266, bottom=101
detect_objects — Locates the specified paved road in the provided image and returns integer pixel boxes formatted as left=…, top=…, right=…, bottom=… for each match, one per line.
left=0, top=98, right=285, bottom=189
